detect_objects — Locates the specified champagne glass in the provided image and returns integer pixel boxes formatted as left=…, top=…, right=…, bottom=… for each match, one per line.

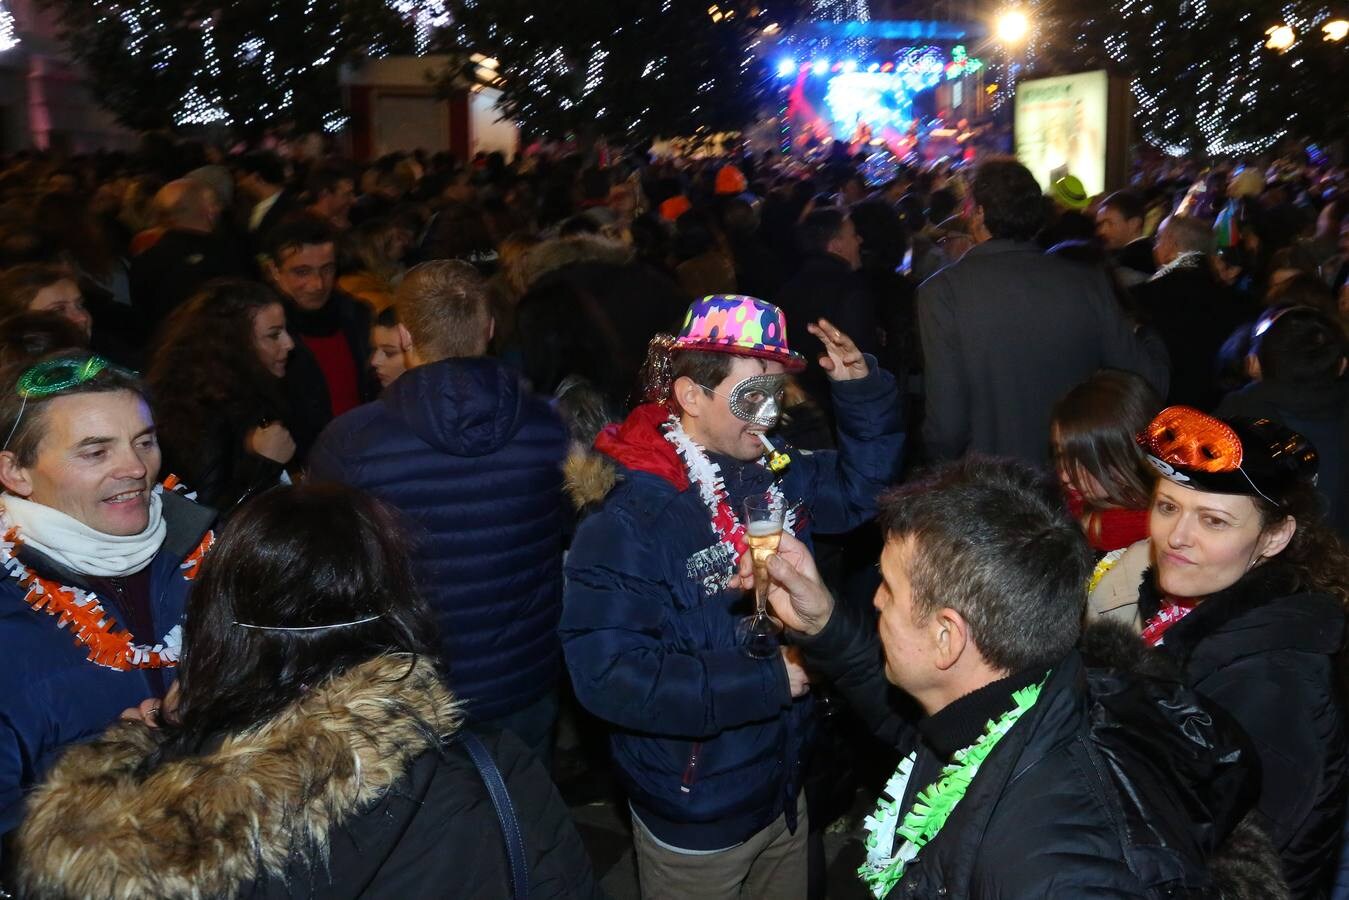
left=736, top=495, right=785, bottom=659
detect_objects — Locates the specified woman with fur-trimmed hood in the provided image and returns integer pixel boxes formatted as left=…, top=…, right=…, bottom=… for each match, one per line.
left=13, top=484, right=599, bottom=900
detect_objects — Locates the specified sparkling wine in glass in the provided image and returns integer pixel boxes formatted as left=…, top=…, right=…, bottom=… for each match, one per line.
left=737, top=496, right=785, bottom=658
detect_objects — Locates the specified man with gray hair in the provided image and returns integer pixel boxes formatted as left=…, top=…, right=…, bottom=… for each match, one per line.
left=309, top=261, right=570, bottom=763
left=1134, top=214, right=1244, bottom=408
left=128, top=178, right=251, bottom=330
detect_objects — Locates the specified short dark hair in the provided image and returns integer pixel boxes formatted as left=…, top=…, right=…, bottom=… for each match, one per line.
left=878, top=458, right=1091, bottom=672
left=0, top=351, right=148, bottom=468
left=305, top=161, right=354, bottom=198
left=971, top=157, right=1047, bottom=241
left=236, top=150, right=286, bottom=187
left=798, top=207, right=848, bottom=257
left=1099, top=190, right=1146, bottom=223
left=1256, top=307, right=1346, bottom=386
left=164, top=483, right=440, bottom=757
left=264, top=216, right=337, bottom=265
left=672, top=349, right=734, bottom=404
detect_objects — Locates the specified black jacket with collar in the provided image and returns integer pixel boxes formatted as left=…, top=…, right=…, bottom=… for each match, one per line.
left=1139, top=562, right=1348, bottom=897
left=797, top=600, right=1277, bottom=898
left=282, top=289, right=376, bottom=464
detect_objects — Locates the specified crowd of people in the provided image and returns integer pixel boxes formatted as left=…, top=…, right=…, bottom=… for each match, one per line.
left=0, top=134, right=1345, bottom=898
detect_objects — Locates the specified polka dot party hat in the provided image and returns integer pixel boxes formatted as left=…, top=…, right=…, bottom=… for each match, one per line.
left=673, top=295, right=806, bottom=372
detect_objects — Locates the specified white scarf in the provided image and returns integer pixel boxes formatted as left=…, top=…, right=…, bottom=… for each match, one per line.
left=0, top=490, right=166, bottom=578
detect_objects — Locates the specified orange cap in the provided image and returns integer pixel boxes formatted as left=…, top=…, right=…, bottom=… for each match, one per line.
left=659, top=195, right=693, bottom=221
left=715, top=165, right=748, bottom=195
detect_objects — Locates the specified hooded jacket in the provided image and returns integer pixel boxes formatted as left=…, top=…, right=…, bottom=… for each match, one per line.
left=309, top=358, right=569, bottom=723
left=14, top=655, right=599, bottom=899
left=560, top=362, right=904, bottom=851
left=795, top=600, right=1288, bottom=898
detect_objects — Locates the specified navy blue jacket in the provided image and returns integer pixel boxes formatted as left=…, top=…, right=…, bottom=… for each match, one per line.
left=309, top=357, right=569, bottom=723
left=560, top=362, right=903, bottom=850
left=0, top=489, right=213, bottom=835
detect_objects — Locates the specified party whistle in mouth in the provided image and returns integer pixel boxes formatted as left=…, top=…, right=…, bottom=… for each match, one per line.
left=757, top=433, right=791, bottom=474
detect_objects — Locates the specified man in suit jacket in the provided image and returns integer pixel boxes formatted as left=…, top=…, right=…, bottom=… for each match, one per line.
left=917, top=159, right=1169, bottom=465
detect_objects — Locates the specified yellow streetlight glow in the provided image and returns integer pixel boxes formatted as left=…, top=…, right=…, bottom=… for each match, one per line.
left=1323, top=18, right=1348, bottom=41
left=996, top=9, right=1031, bottom=44
left=1265, top=23, right=1296, bottom=51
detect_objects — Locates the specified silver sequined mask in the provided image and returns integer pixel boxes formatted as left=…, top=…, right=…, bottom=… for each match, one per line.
left=723, top=373, right=786, bottom=429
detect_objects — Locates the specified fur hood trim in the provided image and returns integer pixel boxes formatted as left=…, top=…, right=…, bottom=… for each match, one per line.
left=519, top=234, right=634, bottom=290
left=17, top=654, right=459, bottom=900
left=565, top=449, right=618, bottom=510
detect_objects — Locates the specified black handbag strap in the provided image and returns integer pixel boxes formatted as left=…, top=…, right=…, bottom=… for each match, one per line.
left=459, top=732, right=530, bottom=900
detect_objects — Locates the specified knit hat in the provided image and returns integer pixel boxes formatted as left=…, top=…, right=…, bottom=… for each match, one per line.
left=1051, top=175, right=1089, bottom=210
left=715, top=165, right=748, bottom=196
left=1138, top=406, right=1318, bottom=507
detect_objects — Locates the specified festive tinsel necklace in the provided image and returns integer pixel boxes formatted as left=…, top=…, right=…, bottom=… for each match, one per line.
left=661, top=414, right=796, bottom=553
left=858, top=675, right=1049, bottom=898
left=0, top=479, right=214, bottom=671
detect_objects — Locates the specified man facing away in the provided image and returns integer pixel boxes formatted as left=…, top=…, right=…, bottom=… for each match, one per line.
left=561, top=295, right=904, bottom=898
left=743, top=458, right=1283, bottom=897
left=308, top=261, right=569, bottom=762
left=917, top=158, right=1169, bottom=464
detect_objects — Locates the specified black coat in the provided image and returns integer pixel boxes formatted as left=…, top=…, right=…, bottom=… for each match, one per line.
left=282, top=290, right=376, bottom=463
left=1139, top=563, right=1349, bottom=896
left=797, top=601, right=1274, bottom=898
left=1132, top=261, right=1246, bottom=410
left=253, top=730, right=598, bottom=899
left=129, top=229, right=254, bottom=333
left=776, top=253, right=885, bottom=413
left=917, top=239, right=1171, bottom=464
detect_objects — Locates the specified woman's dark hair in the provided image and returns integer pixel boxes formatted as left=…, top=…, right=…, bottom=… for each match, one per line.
left=0, top=263, right=78, bottom=319
left=146, top=280, right=290, bottom=464
left=1254, top=481, right=1349, bottom=607
left=375, top=305, right=399, bottom=328
left=163, top=483, right=440, bottom=756
left=1052, top=369, right=1164, bottom=510
left=516, top=280, right=635, bottom=407
left=971, top=157, right=1048, bottom=241
left=32, top=191, right=118, bottom=279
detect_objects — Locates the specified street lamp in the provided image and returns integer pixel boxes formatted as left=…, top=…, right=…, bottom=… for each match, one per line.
left=996, top=9, right=1031, bottom=45
left=1324, top=19, right=1348, bottom=41
left=1265, top=24, right=1296, bottom=51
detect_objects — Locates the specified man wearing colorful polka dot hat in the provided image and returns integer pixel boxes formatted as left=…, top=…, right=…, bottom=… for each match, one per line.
left=561, top=294, right=905, bottom=897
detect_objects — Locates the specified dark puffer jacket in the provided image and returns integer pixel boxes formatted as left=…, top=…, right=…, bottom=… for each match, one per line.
left=797, top=600, right=1287, bottom=898
left=309, top=358, right=569, bottom=723
left=1137, top=562, right=1349, bottom=897
left=0, top=488, right=214, bottom=837
left=561, top=364, right=904, bottom=852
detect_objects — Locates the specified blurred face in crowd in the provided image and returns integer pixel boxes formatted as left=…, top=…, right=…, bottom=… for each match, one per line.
left=315, top=178, right=357, bottom=227
left=0, top=391, right=160, bottom=536
left=369, top=325, right=407, bottom=388
left=251, top=302, right=295, bottom=378
left=1148, top=482, right=1294, bottom=599
left=828, top=216, right=863, bottom=270
left=1096, top=205, right=1143, bottom=250
left=29, top=278, right=93, bottom=340
left=267, top=242, right=336, bottom=312
left=676, top=356, right=786, bottom=462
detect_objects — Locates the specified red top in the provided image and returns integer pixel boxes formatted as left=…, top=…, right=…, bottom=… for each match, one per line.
left=301, top=332, right=361, bottom=417
left=1065, top=489, right=1152, bottom=554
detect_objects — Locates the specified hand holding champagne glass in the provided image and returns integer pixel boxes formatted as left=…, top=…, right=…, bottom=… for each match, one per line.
left=737, top=495, right=785, bottom=658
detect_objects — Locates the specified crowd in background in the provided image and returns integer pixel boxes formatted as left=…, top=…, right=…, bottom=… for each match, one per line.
left=0, top=132, right=1346, bottom=897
